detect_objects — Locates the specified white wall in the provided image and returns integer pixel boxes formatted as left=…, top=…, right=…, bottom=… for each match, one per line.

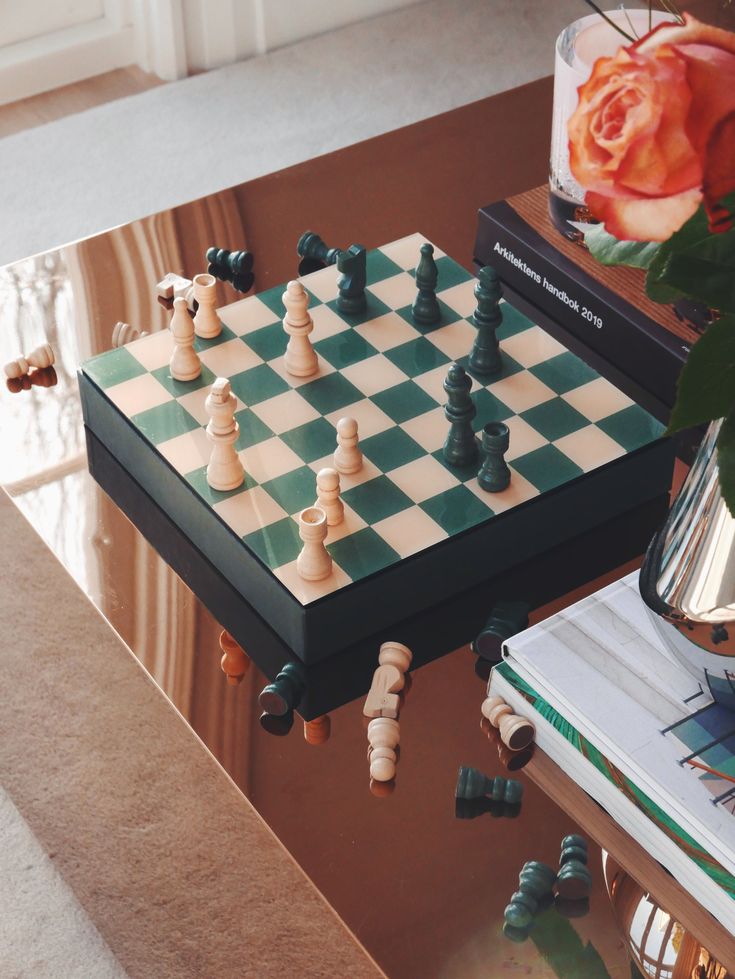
left=0, top=0, right=426, bottom=102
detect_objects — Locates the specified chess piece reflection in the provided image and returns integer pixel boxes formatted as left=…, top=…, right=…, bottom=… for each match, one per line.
left=480, top=717, right=534, bottom=771
left=303, top=715, right=331, bottom=745
left=259, top=710, right=294, bottom=736
left=6, top=365, right=57, bottom=394
left=219, top=630, right=249, bottom=685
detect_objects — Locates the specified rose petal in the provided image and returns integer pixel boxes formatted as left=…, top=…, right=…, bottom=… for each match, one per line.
left=586, top=189, right=702, bottom=241
left=635, top=14, right=735, bottom=57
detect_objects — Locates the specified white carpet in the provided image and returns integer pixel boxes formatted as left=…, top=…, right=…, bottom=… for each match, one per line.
left=0, top=787, right=128, bottom=979
left=0, top=0, right=582, bottom=268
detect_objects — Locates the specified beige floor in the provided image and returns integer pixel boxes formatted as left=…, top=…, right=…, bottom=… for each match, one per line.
left=0, top=66, right=163, bottom=139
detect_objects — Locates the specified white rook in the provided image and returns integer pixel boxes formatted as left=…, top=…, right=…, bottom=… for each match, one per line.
left=296, top=506, right=332, bottom=581
left=193, top=272, right=222, bottom=339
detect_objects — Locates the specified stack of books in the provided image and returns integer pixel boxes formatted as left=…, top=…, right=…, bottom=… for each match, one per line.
left=490, top=573, right=735, bottom=931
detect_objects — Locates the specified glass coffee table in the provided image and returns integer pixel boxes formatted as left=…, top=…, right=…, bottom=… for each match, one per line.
left=2, top=78, right=732, bottom=976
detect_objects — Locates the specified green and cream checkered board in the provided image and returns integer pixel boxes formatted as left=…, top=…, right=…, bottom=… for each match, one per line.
left=83, top=233, right=664, bottom=607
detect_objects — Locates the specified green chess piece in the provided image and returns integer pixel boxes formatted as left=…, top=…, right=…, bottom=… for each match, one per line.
left=442, top=363, right=478, bottom=467
left=504, top=890, right=537, bottom=929
left=297, top=230, right=342, bottom=267
left=478, top=421, right=511, bottom=492
left=412, top=242, right=440, bottom=325
left=336, top=244, right=367, bottom=315
left=502, top=922, right=531, bottom=943
left=518, top=861, right=556, bottom=900
left=471, top=600, right=531, bottom=662
left=455, top=766, right=523, bottom=805
left=258, top=662, right=305, bottom=716
left=469, top=265, right=502, bottom=377
left=556, top=861, right=592, bottom=900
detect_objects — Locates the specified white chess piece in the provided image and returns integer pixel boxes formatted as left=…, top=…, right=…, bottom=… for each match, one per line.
left=333, top=417, right=362, bottom=474
left=157, top=272, right=192, bottom=300
left=363, top=642, right=413, bottom=718
left=112, top=322, right=148, bottom=348
left=169, top=297, right=202, bottom=381
left=296, top=507, right=332, bottom=581
left=4, top=343, right=55, bottom=379
left=205, top=378, right=245, bottom=491
left=193, top=273, right=222, bottom=339
left=282, top=280, right=318, bottom=377
left=367, top=717, right=400, bottom=782
left=314, top=468, right=344, bottom=526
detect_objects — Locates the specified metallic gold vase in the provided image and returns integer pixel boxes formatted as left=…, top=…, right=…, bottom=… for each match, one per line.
left=603, top=853, right=730, bottom=977
left=639, top=420, right=735, bottom=710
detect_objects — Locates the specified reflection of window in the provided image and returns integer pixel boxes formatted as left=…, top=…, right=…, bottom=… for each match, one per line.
left=628, top=899, right=677, bottom=978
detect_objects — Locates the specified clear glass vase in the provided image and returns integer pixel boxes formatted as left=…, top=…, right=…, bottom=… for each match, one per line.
left=549, top=9, right=671, bottom=239
left=639, top=420, right=735, bottom=710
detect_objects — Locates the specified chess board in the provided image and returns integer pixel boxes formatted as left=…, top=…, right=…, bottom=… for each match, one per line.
left=79, top=233, right=673, bottom=664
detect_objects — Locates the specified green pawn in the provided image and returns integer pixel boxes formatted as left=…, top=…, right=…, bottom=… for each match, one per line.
left=478, top=422, right=510, bottom=492
left=469, top=265, right=503, bottom=377
left=412, top=243, right=441, bottom=325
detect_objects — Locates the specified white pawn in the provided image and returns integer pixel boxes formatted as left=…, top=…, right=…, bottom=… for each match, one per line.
left=4, top=342, right=55, bottom=379
left=314, top=468, right=343, bottom=526
left=112, top=322, right=148, bottom=348
left=367, top=717, right=400, bottom=782
left=283, top=280, right=318, bottom=377
left=296, top=506, right=332, bottom=581
left=169, top=298, right=202, bottom=381
left=205, top=378, right=245, bottom=491
left=333, top=417, right=362, bottom=474
left=193, top=272, right=222, bottom=339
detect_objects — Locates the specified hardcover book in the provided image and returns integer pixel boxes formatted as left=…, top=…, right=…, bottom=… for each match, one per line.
left=490, top=572, right=735, bottom=932
left=474, top=186, right=701, bottom=430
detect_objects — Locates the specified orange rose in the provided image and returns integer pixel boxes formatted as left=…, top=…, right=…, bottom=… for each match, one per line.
left=568, top=15, right=735, bottom=240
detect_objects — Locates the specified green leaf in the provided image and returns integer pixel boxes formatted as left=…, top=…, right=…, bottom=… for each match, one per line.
left=646, top=194, right=735, bottom=313
left=645, top=276, right=686, bottom=304
left=717, top=407, right=735, bottom=518
left=667, top=314, right=735, bottom=432
left=583, top=223, right=660, bottom=269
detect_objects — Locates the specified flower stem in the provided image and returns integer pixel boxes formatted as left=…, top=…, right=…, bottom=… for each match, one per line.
left=582, top=0, right=636, bottom=41
left=655, top=0, right=685, bottom=23
left=618, top=4, right=639, bottom=39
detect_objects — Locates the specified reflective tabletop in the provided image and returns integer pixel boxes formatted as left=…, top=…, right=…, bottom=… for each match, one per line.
left=2, top=80, right=732, bottom=976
